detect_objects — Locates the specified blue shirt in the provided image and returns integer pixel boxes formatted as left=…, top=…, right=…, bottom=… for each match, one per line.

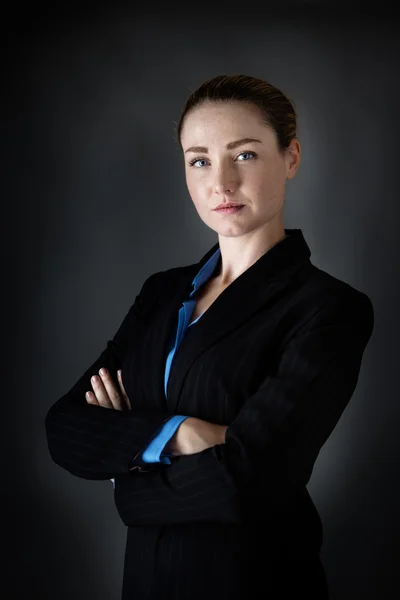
left=140, top=245, right=221, bottom=464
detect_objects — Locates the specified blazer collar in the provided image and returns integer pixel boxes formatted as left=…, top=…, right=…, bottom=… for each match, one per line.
left=195, top=228, right=311, bottom=282
left=157, top=228, right=312, bottom=412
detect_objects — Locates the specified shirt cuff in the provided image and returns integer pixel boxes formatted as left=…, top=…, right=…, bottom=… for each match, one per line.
left=141, top=415, right=189, bottom=464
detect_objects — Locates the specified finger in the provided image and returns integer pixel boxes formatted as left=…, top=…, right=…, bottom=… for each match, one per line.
left=85, top=391, right=99, bottom=405
left=98, top=369, right=124, bottom=410
left=117, top=370, right=131, bottom=410
left=90, top=375, right=114, bottom=409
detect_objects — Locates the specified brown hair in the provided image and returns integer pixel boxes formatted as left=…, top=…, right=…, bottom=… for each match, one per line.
left=175, top=74, right=298, bottom=156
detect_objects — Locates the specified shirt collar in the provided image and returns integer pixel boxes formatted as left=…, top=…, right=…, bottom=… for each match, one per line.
left=189, top=247, right=221, bottom=298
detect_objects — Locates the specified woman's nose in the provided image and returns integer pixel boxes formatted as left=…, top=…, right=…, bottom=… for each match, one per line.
left=213, top=168, right=238, bottom=195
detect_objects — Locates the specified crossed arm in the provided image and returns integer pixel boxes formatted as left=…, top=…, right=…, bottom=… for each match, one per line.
left=85, top=365, right=227, bottom=456
left=45, top=268, right=374, bottom=527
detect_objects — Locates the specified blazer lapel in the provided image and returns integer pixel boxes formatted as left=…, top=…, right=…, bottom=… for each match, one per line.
left=154, top=229, right=312, bottom=414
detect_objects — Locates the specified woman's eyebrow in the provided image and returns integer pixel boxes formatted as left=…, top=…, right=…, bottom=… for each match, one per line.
left=184, top=137, right=262, bottom=154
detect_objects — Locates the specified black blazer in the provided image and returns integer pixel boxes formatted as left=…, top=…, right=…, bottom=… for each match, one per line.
left=45, top=228, right=374, bottom=593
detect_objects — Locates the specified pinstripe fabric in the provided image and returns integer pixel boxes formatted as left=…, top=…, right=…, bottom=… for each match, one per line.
left=45, top=229, right=374, bottom=599
left=122, top=523, right=330, bottom=599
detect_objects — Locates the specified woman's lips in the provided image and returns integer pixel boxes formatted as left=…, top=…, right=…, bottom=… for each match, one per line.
left=214, top=205, right=245, bottom=214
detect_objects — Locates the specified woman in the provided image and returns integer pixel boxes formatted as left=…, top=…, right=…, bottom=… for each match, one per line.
left=45, top=74, right=374, bottom=599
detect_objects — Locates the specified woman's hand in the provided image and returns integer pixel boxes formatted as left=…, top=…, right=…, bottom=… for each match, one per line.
left=85, top=368, right=131, bottom=410
left=164, top=417, right=227, bottom=456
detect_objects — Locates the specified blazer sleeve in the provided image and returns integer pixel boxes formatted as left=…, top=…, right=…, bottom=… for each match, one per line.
left=112, top=290, right=374, bottom=526
left=45, top=271, right=170, bottom=480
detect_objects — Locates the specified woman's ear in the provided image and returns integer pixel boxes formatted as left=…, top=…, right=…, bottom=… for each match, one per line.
left=285, top=138, right=301, bottom=180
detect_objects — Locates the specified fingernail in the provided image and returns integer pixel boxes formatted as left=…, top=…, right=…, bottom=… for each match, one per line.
left=99, top=368, right=106, bottom=376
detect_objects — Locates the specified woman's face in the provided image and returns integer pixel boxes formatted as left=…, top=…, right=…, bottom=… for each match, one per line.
left=180, top=101, right=300, bottom=239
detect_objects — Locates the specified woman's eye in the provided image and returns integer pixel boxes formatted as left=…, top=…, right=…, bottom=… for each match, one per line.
left=189, top=158, right=208, bottom=168
left=237, top=151, right=256, bottom=161
left=188, top=151, right=257, bottom=168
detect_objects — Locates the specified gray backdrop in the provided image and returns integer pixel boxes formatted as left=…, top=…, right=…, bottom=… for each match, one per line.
left=4, top=5, right=399, bottom=599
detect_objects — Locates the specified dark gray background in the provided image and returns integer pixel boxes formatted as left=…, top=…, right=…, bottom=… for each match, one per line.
left=4, top=4, right=399, bottom=599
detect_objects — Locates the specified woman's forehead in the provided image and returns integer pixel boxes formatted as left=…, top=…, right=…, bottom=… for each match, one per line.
left=184, top=100, right=263, bottom=124
left=182, top=103, right=271, bottom=138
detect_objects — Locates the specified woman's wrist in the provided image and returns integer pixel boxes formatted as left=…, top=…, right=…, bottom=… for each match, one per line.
left=164, top=419, right=227, bottom=456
